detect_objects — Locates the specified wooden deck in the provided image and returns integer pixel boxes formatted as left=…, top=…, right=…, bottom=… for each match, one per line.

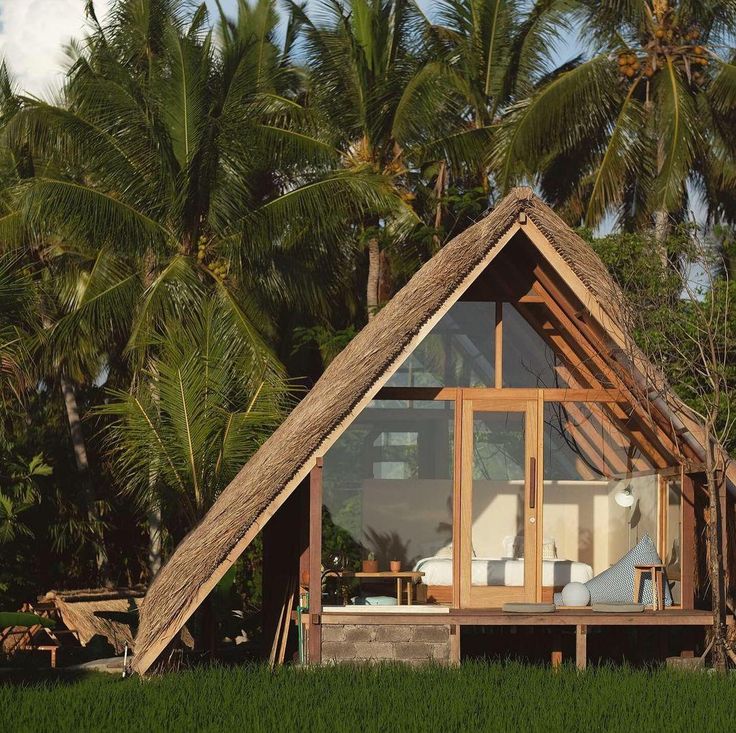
left=320, top=607, right=724, bottom=669
left=320, top=607, right=723, bottom=627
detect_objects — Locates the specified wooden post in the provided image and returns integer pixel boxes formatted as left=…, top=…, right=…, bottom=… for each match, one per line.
left=449, top=624, right=461, bottom=666
left=681, top=473, right=696, bottom=610
left=452, top=392, right=463, bottom=609
left=308, top=458, right=323, bottom=664
left=575, top=625, right=587, bottom=670
left=551, top=630, right=562, bottom=668
left=720, top=481, right=730, bottom=610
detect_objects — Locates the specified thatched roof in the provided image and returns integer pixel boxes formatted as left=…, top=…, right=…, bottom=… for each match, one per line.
left=132, top=188, right=731, bottom=674
left=44, top=589, right=143, bottom=655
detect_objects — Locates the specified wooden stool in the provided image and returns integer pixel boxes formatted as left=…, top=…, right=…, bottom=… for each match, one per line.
left=633, top=564, right=666, bottom=610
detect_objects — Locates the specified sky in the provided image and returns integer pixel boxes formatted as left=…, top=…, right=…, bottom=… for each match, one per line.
left=0, top=0, right=239, bottom=94
left=0, top=0, right=580, bottom=95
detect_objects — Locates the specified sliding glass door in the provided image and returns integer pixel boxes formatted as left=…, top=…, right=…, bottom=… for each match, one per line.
left=460, top=398, right=539, bottom=607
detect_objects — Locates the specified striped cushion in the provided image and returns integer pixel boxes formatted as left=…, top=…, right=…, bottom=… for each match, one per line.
left=555, top=535, right=672, bottom=607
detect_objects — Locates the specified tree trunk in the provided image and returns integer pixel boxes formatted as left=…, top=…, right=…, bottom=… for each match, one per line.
left=432, top=161, right=447, bottom=253
left=705, top=432, right=728, bottom=671
left=147, top=503, right=162, bottom=579
left=60, top=375, right=108, bottom=579
left=61, top=375, right=89, bottom=472
left=654, top=209, right=670, bottom=268
left=366, top=237, right=380, bottom=321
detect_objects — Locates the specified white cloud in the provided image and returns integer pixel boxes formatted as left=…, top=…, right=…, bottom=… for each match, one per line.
left=0, top=0, right=111, bottom=95
left=0, top=1, right=241, bottom=96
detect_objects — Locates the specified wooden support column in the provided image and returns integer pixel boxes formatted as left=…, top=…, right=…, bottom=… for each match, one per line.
left=449, top=624, right=461, bottom=666
left=308, top=458, right=323, bottom=664
left=719, top=476, right=730, bottom=610
left=551, top=629, right=563, bottom=669
left=575, top=625, right=587, bottom=670
left=681, top=473, right=696, bottom=610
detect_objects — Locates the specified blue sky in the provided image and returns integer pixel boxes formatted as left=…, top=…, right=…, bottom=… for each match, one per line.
left=0, top=0, right=582, bottom=94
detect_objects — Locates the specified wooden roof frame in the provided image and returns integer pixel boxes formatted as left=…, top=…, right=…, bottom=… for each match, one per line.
left=132, top=189, right=734, bottom=675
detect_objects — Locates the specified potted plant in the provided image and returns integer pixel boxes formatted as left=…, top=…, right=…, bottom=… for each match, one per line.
left=362, top=552, right=379, bottom=573
left=390, top=559, right=401, bottom=573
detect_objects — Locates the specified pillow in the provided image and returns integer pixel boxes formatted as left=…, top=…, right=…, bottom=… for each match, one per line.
left=435, top=542, right=476, bottom=558
left=502, top=535, right=557, bottom=560
left=542, top=538, right=558, bottom=560
left=502, top=535, right=525, bottom=559
left=584, top=534, right=672, bottom=607
left=435, top=543, right=453, bottom=558
left=352, top=596, right=397, bottom=606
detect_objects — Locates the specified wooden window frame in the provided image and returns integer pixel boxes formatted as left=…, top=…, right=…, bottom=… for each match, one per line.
left=315, top=291, right=689, bottom=612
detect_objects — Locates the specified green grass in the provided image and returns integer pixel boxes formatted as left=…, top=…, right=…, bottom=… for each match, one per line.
left=1, top=661, right=734, bottom=733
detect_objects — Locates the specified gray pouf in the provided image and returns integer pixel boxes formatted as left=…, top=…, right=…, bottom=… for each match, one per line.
left=561, top=582, right=591, bottom=607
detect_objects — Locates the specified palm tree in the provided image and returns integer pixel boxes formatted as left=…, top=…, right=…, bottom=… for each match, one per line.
left=494, top=0, right=736, bottom=242
left=2, top=0, right=399, bottom=573
left=429, top=0, right=572, bottom=134
left=97, top=296, right=292, bottom=545
left=294, top=0, right=489, bottom=318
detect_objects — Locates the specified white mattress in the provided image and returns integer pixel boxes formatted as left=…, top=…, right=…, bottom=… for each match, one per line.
left=414, top=556, right=594, bottom=587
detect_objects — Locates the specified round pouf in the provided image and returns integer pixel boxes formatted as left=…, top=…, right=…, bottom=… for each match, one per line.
left=561, top=582, right=590, bottom=607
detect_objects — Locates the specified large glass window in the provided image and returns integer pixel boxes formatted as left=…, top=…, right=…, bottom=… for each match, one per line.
left=386, top=301, right=495, bottom=387
left=471, top=411, right=526, bottom=584
left=503, top=304, right=571, bottom=388
left=542, top=402, right=658, bottom=578
left=322, top=400, right=455, bottom=595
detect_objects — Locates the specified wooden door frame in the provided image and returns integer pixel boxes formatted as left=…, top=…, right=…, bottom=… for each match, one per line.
left=457, top=395, right=540, bottom=608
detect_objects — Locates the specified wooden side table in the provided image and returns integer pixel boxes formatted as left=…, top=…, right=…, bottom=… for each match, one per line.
left=633, top=564, right=666, bottom=610
left=338, top=571, right=425, bottom=605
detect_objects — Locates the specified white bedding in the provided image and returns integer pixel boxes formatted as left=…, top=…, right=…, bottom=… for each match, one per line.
left=414, top=556, right=594, bottom=587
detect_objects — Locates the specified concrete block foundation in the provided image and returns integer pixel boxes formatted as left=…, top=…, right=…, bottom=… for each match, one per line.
left=321, top=624, right=451, bottom=665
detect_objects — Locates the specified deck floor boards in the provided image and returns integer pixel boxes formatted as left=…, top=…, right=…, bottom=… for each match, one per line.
left=320, top=608, right=726, bottom=626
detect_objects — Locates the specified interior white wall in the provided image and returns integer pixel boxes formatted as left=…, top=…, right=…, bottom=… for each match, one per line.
left=358, top=473, right=659, bottom=578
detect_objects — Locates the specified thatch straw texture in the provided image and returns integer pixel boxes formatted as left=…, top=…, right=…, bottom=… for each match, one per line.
left=132, top=188, right=730, bottom=674
left=45, top=589, right=143, bottom=654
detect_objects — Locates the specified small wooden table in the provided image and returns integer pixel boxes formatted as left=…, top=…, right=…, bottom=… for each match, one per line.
left=633, top=564, right=666, bottom=610
left=338, top=571, right=425, bottom=605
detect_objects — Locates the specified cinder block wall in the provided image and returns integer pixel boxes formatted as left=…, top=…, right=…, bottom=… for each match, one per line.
left=321, top=624, right=451, bottom=665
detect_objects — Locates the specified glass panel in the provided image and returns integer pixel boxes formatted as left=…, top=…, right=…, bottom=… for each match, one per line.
left=322, top=400, right=454, bottom=604
left=501, top=303, right=613, bottom=388
left=665, top=477, right=682, bottom=604
left=502, top=304, right=571, bottom=388
left=542, top=402, right=658, bottom=580
left=471, top=411, right=526, bottom=586
left=386, top=301, right=495, bottom=387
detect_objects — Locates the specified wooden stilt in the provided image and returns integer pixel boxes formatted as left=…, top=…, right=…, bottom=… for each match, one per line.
left=576, top=625, right=587, bottom=670
left=449, top=624, right=461, bottom=666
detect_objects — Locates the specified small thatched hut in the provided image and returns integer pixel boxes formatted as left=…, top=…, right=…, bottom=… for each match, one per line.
left=132, top=189, right=736, bottom=674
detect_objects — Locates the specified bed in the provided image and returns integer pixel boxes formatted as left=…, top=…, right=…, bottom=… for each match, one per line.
left=414, top=556, right=594, bottom=587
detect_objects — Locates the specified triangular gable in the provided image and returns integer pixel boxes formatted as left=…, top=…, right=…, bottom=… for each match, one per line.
left=132, top=188, right=726, bottom=675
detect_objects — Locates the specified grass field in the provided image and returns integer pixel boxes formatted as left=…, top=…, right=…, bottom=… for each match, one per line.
left=1, top=661, right=734, bottom=733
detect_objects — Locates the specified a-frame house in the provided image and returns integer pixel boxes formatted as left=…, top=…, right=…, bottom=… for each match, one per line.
left=132, top=188, right=735, bottom=673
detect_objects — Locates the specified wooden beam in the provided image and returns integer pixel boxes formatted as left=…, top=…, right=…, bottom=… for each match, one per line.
left=308, top=458, right=323, bottom=664
left=452, top=392, right=464, bottom=609
left=459, top=401, right=474, bottom=608
left=495, top=302, right=503, bottom=389
left=376, top=386, right=624, bottom=402
left=530, top=266, right=680, bottom=466
left=319, top=609, right=727, bottom=626
left=449, top=624, right=461, bottom=665
left=576, top=625, right=587, bottom=670
left=681, top=471, right=696, bottom=610
left=493, top=249, right=673, bottom=468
